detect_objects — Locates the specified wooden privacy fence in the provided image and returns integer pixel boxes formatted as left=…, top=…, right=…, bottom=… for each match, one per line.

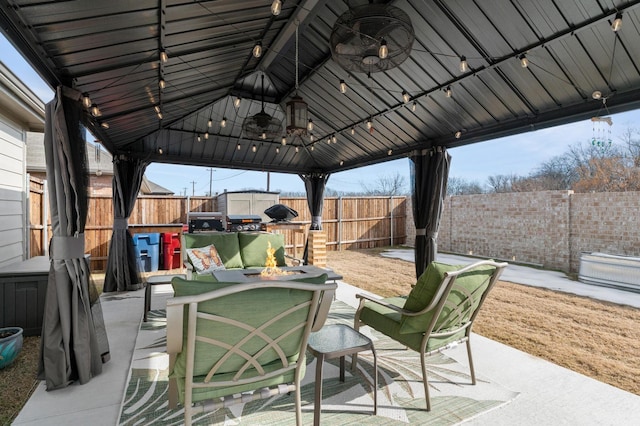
left=29, top=188, right=407, bottom=272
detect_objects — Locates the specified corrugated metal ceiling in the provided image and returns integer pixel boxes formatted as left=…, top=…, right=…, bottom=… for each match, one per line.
left=2, top=0, right=640, bottom=175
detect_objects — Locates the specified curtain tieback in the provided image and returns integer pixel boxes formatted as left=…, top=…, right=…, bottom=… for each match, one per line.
left=51, top=234, right=85, bottom=260
left=416, top=229, right=438, bottom=238
left=113, top=218, right=129, bottom=230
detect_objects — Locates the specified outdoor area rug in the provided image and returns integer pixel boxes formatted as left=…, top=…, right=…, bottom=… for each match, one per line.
left=118, top=301, right=519, bottom=425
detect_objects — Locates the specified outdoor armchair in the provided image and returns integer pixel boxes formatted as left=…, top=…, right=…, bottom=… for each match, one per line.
left=166, top=274, right=336, bottom=426
left=353, top=260, right=507, bottom=411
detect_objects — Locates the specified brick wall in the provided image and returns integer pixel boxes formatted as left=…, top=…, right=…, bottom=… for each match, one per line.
left=569, top=192, right=640, bottom=271
left=405, top=190, right=640, bottom=273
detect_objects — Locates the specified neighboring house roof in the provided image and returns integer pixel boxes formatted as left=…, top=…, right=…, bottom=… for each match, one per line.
left=27, top=134, right=174, bottom=195
left=0, top=60, right=45, bottom=132
left=140, top=176, right=174, bottom=195
left=27, top=134, right=113, bottom=175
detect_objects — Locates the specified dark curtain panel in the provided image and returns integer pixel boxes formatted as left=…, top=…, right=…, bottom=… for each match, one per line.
left=299, top=173, right=330, bottom=263
left=38, top=86, right=109, bottom=390
left=103, top=156, right=148, bottom=292
left=410, top=147, right=451, bottom=278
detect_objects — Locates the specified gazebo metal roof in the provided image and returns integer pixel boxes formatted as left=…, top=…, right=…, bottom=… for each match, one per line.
left=2, top=0, right=640, bottom=174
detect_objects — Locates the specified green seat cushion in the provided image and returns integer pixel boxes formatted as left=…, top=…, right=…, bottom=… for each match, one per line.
left=399, top=262, right=496, bottom=334
left=359, top=296, right=466, bottom=353
left=238, top=232, right=286, bottom=268
left=170, top=274, right=327, bottom=385
left=183, top=233, right=244, bottom=269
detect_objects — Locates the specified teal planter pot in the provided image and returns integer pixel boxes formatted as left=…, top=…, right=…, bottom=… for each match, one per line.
left=0, top=327, right=24, bottom=369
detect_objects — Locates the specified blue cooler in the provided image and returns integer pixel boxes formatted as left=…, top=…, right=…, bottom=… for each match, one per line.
left=132, top=233, right=160, bottom=272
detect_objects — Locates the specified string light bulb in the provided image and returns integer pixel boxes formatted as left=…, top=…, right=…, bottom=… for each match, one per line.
left=295, top=146, right=299, bottom=153
left=519, top=54, right=529, bottom=68
left=459, top=56, right=468, bottom=72
left=261, top=132, right=267, bottom=140
left=220, top=117, right=227, bottom=128
left=234, top=97, right=241, bottom=108
left=237, top=143, right=241, bottom=150
left=159, top=78, right=166, bottom=89
left=332, top=134, right=337, bottom=143
left=455, top=130, right=462, bottom=139
left=339, top=79, right=347, bottom=94
left=281, top=136, right=287, bottom=145
left=366, top=118, right=373, bottom=130
left=310, top=133, right=315, bottom=142
left=445, top=86, right=452, bottom=98
left=412, top=101, right=417, bottom=112
left=378, top=39, right=388, bottom=59
left=158, top=147, right=163, bottom=154
left=612, top=12, right=623, bottom=32
left=100, top=122, right=109, bottom=129
left=339, top=160, right=344, bottom=166
left=351, top=127, right=355, bottom=135
left=276, top=147, right=280, bottom=154
left=160, top=49, right=168, bottom=63
left=253, top=42, right=263, bottom=58
left=307, top=119, right=314, bottom=131
left=271, top=0, right=282, bottom=16
left=207, top=118, right=212, bottom=128
left=388, top=149, right=393, bottom=155
left=310, top=145, right=314, bottom=151
left=252, top=144, right=257, bottom=153
left=402, top=90, right=410, bottom=103
left=82, top=94, right=91, bottom=108
left=197, top=135, right=201, bottom=142
left=204, top=131, right=209, bottom=139
left=91, top=104, right=101, bottom=117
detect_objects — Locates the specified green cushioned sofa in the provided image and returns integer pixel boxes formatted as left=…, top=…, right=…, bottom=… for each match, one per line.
left=182, top=232, right=292, bottom=280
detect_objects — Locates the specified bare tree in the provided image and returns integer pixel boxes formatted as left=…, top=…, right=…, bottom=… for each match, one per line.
left=486, top=174, right=520, bottom=193
left=360, top=172, right=407, bottom=195
left=447, top=176, right=485, bottom=195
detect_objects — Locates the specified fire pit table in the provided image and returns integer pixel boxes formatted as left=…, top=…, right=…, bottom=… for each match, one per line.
left=211, top=265, right=342, bottom=283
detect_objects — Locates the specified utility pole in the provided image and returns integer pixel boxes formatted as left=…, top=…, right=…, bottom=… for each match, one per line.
left=182, top=187, right=187, bottom=196
left=267, top=171, right=270, bottom=191
left=207, top=168, right=215, bottom=196
left=190, top=180, right=196, bottom=196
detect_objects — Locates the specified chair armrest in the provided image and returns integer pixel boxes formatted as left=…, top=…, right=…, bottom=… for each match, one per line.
left=184, top=261, right=194, bottom=279
left=355, top=292, right=431, bottom=317
left=311, top=288, right=336, bottom=332
left=284, top=254, right=304, bottom=266
left=166, top=303, right=184, bottom=355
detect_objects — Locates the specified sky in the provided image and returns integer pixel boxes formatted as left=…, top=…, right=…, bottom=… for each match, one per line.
left=3, top=33, right=639, bottom=196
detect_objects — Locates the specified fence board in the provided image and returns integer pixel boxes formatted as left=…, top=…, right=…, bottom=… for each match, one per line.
left=30, top=194, right=407, bottom=271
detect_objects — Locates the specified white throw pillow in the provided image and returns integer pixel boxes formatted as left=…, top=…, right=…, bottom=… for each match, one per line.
left=186, top=244, right=226, bottom=274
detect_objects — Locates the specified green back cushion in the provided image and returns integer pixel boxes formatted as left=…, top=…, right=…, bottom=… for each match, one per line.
left=183, top=233, right=244, bottom=269
left=171, top=273, right=327, bottom=379
left=399, top=262, right=495, bottom=334
left=238, top=232, right=286, bottom=268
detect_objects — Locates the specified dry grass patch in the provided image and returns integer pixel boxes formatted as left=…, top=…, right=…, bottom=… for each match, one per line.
left=327, top=248, right=640, bottom=396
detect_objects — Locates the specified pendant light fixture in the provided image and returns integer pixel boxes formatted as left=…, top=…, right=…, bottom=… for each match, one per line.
left=285, top=22, right=309, bottom=137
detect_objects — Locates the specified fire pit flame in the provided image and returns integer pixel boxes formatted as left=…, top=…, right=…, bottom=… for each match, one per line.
left=260, top=241, right=293, bottom=277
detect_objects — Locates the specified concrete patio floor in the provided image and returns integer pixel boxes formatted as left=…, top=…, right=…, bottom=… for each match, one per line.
left=13, top=253, right=640, bottom=425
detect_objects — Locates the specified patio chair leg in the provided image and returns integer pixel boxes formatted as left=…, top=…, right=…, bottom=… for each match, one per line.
left=466, top=339, right=476, bottom=385
left=420, top=351, right=431, bottom=411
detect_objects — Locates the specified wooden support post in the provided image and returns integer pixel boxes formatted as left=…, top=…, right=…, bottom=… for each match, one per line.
left=307, top=230, right=327, bottom=267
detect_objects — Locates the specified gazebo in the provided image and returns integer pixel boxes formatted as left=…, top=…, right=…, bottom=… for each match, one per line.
left=2, top=0, right=640, bottom=390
